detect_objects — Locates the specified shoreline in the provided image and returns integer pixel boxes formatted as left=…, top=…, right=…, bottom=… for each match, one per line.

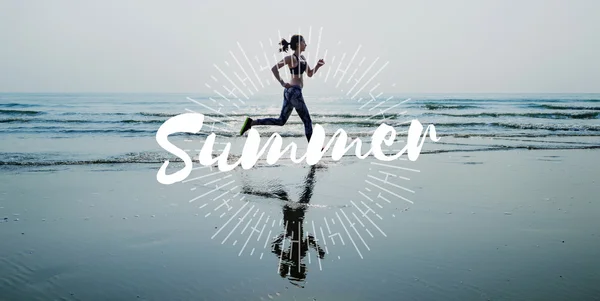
left=1, top=146, right=599, bottom=171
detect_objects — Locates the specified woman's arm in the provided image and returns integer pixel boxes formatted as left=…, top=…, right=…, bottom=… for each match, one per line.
left=272, top=56, right=292, bottom=87
left=306, top=59, right=325, bottom=77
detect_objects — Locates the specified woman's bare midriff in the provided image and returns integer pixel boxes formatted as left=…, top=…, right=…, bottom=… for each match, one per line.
left=289, top=75, right=303, bottom=88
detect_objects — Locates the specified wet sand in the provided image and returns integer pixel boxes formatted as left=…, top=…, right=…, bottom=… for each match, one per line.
left=1, top=149, right=599, bottom=300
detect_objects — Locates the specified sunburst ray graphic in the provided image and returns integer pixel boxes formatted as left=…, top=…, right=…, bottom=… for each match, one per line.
left=164, top=27, right=422, bottom=276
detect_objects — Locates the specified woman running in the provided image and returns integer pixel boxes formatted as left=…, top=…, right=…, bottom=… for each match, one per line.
left=239, top=34, right=325, bottom=142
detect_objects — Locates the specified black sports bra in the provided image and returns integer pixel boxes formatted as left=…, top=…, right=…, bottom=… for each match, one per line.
left=289, top=53, right=306, bottom=75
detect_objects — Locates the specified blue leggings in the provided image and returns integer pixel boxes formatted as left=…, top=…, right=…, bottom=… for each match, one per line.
left=253, top=86, right=313, bottom=142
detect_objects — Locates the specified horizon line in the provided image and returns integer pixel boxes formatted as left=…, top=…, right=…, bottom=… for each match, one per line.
left=1, top=91, right=599, bottom=95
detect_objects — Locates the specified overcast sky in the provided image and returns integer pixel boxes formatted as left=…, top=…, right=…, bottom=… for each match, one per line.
left=1, top=0, right=598, bottom=94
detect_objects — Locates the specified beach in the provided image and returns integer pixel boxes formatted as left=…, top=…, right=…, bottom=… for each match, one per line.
left=1, top=149, right=599, bottom=300
left=1, top=93, right=600, bottom=300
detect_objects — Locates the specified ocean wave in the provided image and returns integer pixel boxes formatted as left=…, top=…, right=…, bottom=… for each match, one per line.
left=421, top=97, right=600, bottom=103
left=429, top=112, right=599, bottom=119
left=57, top=129, right=158, bottom=134
left=0, top=152, right=170, bottom=166
left=60, top=112, right=128, bottom=116
left=138, top=112, right=179, bottom=117
left=451, top=133, right=600, bottom=138
left=139, top=112, right=248, bottom=118
left=419, top=98, right=526, bottom=103
left=0, top=109, right=44, bottom=116
left=0, top=103, right=39, bottom=108
left=426, top=98, right=488, bottom=102
left=3, top=122, right=599, bottom=136
left=0, top=118, right=387, bottom=127
left=528, top=104, right=600, bottom=111
left=0, top=118, right=29, bottom=123
left=0, top=118, right=106, bottom=124
left=3, top=142, right=600, bottom=168
left=424, top=104, right=482, bottom=110
left=137, top=112, right=406, bottom=119
left=0, top=151, right=295, bottom=167
left=121, top=119, right=166, bottom=124
left=432, top=122, right=600, bottom=131
left=420, top=145, right=600, bottom=154
left=3, top=127, right=160, bottom=135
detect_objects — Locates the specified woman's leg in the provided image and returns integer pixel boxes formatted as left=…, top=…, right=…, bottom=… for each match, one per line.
left=240, top=89, right=295, bottom=136
left=287, top=87, right=313, bottom=142
left=253, top=91, right=294, bottom=126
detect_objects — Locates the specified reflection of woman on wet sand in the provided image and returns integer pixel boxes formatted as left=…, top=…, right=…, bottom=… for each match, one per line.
left=241, top=166, right=326, bottom=286
left=270, top=166, right=326, bottom=286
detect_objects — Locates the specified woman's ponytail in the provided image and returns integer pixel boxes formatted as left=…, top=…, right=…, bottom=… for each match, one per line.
left=279, top=39, right=290, bottom=52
